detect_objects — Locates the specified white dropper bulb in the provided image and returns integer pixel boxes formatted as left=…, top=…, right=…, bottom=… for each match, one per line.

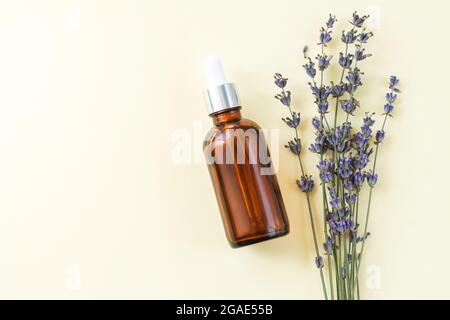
left=203, top=56, right=228, bottom=88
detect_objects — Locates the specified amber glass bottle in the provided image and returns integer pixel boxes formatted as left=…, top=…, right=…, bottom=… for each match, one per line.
left=203, top=106, right=289, bottom=247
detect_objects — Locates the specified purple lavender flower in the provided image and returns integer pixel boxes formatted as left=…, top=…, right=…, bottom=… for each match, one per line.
left=319, top=27, right=332, bottom=45
left=297, top=175, right=314, bottom=192
left=282, top=111, right=301, bottom=128
left=312, top=117, right=323, bottom=131
left=341, top=123, right=352, bottom=137
left=303, top=58, right=316, bottom=78
left=341, top=98, right=359, bottom=114
left=355, top=44, right=372, bottom=61
left=336, top=140, right=350, bottom=153
left=346, top=68, right=363, bottom=86
left=338, top=166, right=352, bottom=179
left=317, top=54, right=333, bottom=71
left=389, top=75, right=400, bottom=89
left=285, top=137, right=301, bottom=155
left=350, top=11, right=369, bottom=28
left=328, top=186, right=338, bottom=199
left=353, top=171, right=365, bottom=188
left=386, top=92, right=397, bottom=103
left=317, top=159, right=334, bottom=172
left=337, top=156, right=353, bottom=178
left=326, top=14, right=337, bottom=28
left=326, top=131, right=339, bottom=145
left=363, top=113, right=376, bottom=127
left=317, top=160, right=334, bottom=183
left=354, top=153, right=369, bottom=169
left=344, top=192, right=357, bottom=204
left=315, top=256, right=324, bottom=268
left=384, top=103, right=394, bottom=114
left=358, top=30, right=373, bottom=43
left=310, top=83, right=332, bottom=101
left=329, top=197, right=342, bottom=209
left=338, top=52, right=354, bottom=69
left=320, top=171, right=333, bottom=183
left=275, top=90, right=291, bottom=106
left=318, top=101, right=329, bottom=114
left=274, top=73, right=288, bottom=88
left=341, top=29, right=358, bottom=44
left=331, top=83, right=346, bottom=97
left=367, top=171, right=378, bottom=187
left=375, top=129, right=385, bottom=144
left=309, top=133, right=328, bottom=154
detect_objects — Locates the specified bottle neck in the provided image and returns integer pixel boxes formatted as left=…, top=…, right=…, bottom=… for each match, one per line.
left=210, top=107, right=242, bottom=126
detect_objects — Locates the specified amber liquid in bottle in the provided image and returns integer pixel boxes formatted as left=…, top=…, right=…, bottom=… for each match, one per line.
left=204, top=107, right=289, bottom=248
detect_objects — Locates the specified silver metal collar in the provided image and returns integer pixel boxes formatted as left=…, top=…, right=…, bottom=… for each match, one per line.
left=204, top=83, right=240, bottom=115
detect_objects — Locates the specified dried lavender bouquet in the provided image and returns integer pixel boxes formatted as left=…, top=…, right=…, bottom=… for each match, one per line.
left=274, top=12, right=401, bottom=300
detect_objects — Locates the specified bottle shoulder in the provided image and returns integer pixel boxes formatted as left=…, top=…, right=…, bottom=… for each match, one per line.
left=203, top=118, right=262, bottom=148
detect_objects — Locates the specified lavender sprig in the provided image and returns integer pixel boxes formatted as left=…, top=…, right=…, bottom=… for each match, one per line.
left=352, top=76, right=401, bottom=292
left=273, top=12, right=399, bottom=300
left=273, top=73, right=329, bottom=300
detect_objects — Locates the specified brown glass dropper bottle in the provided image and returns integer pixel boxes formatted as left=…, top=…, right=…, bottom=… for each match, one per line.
left=202, top=56, right=289, bottom=248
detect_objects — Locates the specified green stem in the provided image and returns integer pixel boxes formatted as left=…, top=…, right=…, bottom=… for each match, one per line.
left=285, top=103, right=328, bottom=300
left=353, top=113, right=389, bottom=292
left=305, top=193, right=328, bottom=300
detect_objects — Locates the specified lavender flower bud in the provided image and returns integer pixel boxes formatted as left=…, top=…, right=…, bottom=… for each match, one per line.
left=317, top=54, right=333, bottom=71
left=344, top=192, right=357, bottom=204
left=297, top=175, right=314, bottom=192
left=330, top=197, right=341, bottom=209
left=362, top=113, right=375, bottom=129
left=326, top=14, right=337, bottom=28
left=310, top=83, right=332, bottom=101
left=389, top=75, right=400, bottom=90
left=338, top=166, right=352, bottom=179
left=274, top=73, right=288, bottom=88
left=358, top=30, right=373, bottom=43
left=386, top=92, right=397, bottom=103
left=354, top=153, right=369, bottom=169
left=282, top=111, right=301, bottom=128
left=319, top=27, right=332, bottom=45
left=317, top=159, right=334, bottom=172
left=341, top=29, right=358, bottom=44
left=318, top=101, right=329, bottom=114
left=384, top=103, right=394, bottom=114
left=328, top=186, right=338, bottom=199
left=341, top=98, right=357, bottom=114
left=285, top=137, right=301, bottom=155
left=367, top=171, right=378, bottom=187
left=336, top=140, right=350, bottom=153
left=275, top=90, right=291, bottom=106
left=319, top=172, right=333, bottom=183
left=375, top=129, right=385, bottom=144
left=303, top=58, right=316, bottom=78
left=315, top=256, right=324, bottom=269
left=312, top=117, right=323, bottom=131
left=346, top=68, right=363, bottom=86
left=355, top=44, right=372, bottom=61
left=350, top=11, right=369, bottom=28
left=331, top=83, right=345, bottom=97
left=353, top=171, right=365, bottom=187
left=338, top=52, right=354, bottom=68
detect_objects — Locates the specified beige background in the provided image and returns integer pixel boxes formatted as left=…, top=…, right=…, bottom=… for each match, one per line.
left=0, top=0, right=448, bottom=299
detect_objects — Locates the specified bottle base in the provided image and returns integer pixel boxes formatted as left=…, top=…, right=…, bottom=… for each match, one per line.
left=229, top=229, right=289, bottom=248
